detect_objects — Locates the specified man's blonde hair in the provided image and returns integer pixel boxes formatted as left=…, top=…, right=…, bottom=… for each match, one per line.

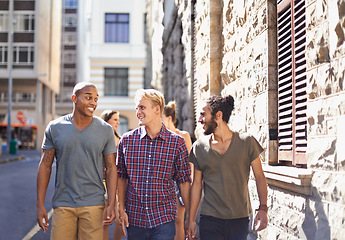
left=134, top=89, right=165, bottom=116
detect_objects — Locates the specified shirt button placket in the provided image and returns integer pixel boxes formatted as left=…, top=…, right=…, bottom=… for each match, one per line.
left=145, top=140, right=153, bottom=216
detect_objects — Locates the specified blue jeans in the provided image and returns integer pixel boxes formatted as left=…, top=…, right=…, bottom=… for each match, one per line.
left=127, top=221, right=176, bottom=240
left=200, top=215, right=249, bottom=240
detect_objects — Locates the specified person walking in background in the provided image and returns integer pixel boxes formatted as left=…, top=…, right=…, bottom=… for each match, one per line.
left=100, top=110, right=122, bottom=240
left=188, top=95, right=268, bottom=240
left=162, top=101, right=193, bottom=240
left=117, top=89, right=191, bottom=240
left=36, top=82, right=118, bottom=240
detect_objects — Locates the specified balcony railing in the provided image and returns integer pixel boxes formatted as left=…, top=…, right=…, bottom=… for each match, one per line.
left=0, top=92, right=36, bottom=104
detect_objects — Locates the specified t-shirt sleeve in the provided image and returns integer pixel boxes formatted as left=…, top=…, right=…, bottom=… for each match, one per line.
left=249, top=136, right=264, bottom=162
left=41, top=123, right=55, bottom=150
left=103, top=126, right=117, bottom=155
left=188, top=144, right=201, bottom=171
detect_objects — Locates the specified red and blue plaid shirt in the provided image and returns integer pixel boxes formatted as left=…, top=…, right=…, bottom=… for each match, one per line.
left=117, top=124, right=191, bottom=228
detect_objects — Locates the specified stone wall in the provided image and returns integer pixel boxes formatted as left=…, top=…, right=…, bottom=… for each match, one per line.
left=221, top=0, right=272, bottom=160
left=223, top=0, right=345, bottom=239
left=150, top=0, right=345, bottom=239
left=160, top=0, right=195, bottom=135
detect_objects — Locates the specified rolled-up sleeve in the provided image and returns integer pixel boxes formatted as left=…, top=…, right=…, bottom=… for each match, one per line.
left=174, top=139, right=191, bottom=185
left=117, top=138, right=128, bottom=179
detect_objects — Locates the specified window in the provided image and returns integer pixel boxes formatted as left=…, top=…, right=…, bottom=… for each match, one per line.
left=63, top=52, right=76, bottom=63
left=13, top=14, right=35, bottom=32
left=65, top=0, right=77, bottom=8
left=13, top=45, right=34, bottom=67
left=63, top=70, right=77, bottom=85
left=64, top=15, right=77, bottom=27
left=277, top=0, right=307, bottom=166
left=104, top=68, right=128, bottom=96
left=0, top=45, right=7, bottom=66
left=18, top=93, right=34, bottom=102
left=105, top=13, right=129, bottom=43
left=0, top=13, right=8, bottom=31
left=63, top=33, right=77, bottom=44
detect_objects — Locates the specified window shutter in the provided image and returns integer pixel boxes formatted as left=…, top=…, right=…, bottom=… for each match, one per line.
left=277, top=0, right=307, bottom=166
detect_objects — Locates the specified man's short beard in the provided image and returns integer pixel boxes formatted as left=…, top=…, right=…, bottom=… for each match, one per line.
left=204, top=117, right=218, bottom=135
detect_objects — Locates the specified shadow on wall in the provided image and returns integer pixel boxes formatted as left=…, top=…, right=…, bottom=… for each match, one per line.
left=302, top=186, right=330, bottom=240
left=248, top=184, right=331, bottom=240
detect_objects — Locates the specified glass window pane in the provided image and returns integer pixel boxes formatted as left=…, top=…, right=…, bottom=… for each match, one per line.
left=105, top=14, right=116, bottom=22
left=118, top=14, right=129, bottom=22
left=105, top=13, right=129, bottom=43
left=104, top=68, right=128, bottom=96
left=19, top=47, right=28, bottom=62
left=0, top=14, right=8, bottom=31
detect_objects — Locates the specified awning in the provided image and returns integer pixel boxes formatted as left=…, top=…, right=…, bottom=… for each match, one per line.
left=0, top=122, right=38, bottom=129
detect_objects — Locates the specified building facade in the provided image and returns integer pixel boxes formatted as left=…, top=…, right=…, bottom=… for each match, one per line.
left=147, top=0, right=345, bottom=239
left=89, top=0, right=146, bottom=133
left=56, top=0, right=89, bottom=116
left=0, top=0, right=61, bottom=150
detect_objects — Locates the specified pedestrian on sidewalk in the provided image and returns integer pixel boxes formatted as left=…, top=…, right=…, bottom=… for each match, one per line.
left=162, top=101, right=193, bottom=240
left=117, top=89, right=192, bottom=240
left=188, top=95, right=268, bottom=240
left=36, top=82, right=118, bottom=240
left=100, top=110, right=123, bottom=240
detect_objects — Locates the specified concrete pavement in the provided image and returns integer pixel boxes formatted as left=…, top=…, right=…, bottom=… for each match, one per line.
left=0, top=149, right=41, bottom=164
left=0, top=149, right=258, bottom=240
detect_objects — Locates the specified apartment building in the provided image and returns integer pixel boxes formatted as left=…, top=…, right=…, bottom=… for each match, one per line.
left=0, top=0, right=61, bottom=150
left=89, top=0, right=146, bottom=134
left=56, top=0, right=89, bottom=116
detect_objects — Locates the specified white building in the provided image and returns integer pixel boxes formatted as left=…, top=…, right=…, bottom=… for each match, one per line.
left=89, top=0, right=146, bottom=133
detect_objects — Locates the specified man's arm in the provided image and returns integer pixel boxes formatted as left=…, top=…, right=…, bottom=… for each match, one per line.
left=118, top=177, right=129, bottom=236
left=178, top=180, right=191, bottom=232
left=103, top=153, right=117, bottom=225
left=251, top=156, right=268, bottom=231
left=36, top=148, right=55, bottom=232
left=188, top=168, right=203, bottom=239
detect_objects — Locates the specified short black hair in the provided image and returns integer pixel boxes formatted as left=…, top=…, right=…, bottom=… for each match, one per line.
left=207, top=95, right=234, bottom=123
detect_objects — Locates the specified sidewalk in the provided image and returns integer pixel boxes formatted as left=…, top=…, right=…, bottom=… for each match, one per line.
left=0, top=149, right=41, bottom=164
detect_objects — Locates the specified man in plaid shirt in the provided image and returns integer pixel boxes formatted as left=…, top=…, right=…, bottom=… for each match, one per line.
left=117, top=89, right=192, bottom=240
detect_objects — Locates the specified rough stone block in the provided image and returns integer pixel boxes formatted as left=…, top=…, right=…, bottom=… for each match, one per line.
left=306, top=23, right=330, bottom=68
left=328, top=203, right=345, bottom=229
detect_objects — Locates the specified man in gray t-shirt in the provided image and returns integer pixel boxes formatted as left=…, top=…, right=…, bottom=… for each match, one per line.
left=36, top=82, right=118, bottom=240
left=187, top=95, right=268, bottom=240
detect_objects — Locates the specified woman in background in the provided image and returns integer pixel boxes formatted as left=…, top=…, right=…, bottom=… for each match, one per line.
left=162, top=101, right=193, bottom=240
left=100, top=110, right=122, bottom=240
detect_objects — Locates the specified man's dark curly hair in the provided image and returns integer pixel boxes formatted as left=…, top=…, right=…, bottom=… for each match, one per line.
left=206, top=95, right=235, bottom=123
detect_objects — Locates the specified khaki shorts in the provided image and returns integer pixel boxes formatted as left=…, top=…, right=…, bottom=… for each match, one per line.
left=51, top=205, right=105, bottom=240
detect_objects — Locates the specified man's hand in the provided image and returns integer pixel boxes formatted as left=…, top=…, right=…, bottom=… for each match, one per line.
left=184, top=217, right=190, bottom=239
left=103, top=205, right=116, bottom=226
left=118, top=209, right=129, bottom=236
left=254, top=210, right=268, bottom=231
left=187, top=220, right=197, bottom=239
left=36, top=205, right=49, bottom=232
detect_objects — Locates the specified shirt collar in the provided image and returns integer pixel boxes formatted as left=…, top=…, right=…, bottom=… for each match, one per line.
left=139, top=123, right=168, bottom=141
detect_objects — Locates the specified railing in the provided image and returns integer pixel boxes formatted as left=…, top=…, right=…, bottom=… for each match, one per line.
left=0, top=92, right=36, bottom=103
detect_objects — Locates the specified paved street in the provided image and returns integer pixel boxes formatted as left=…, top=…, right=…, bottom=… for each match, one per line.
left=0, top=151, right=256, bottom=240
left=0, top=151, right=54, bottom=240
left=0, top=151, right=126, bottom=240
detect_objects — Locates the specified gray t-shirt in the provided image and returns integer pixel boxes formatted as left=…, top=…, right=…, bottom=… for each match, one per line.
left=189, top=132, right=263, bottom=219
left=42, top=114, right=116, bottom=208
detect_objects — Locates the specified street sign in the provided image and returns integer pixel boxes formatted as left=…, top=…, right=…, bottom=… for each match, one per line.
left=16, top=111, right=26, bottom=124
